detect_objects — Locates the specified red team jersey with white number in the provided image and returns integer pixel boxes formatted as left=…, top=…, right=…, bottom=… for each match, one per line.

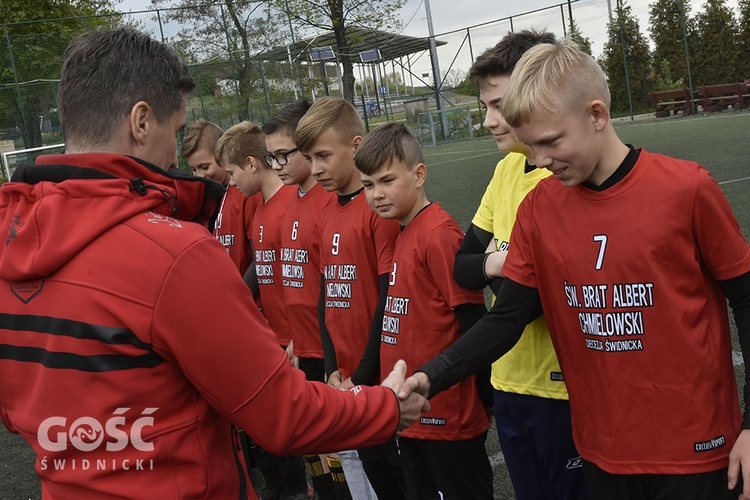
left=215, top=187, right=260, bottom=276
left=503, top=149, right=750, bottom=474
left=380, top=203, right=489, bottom=440
left=280, top=184, right=334, bottom=358
left=254, top=185, right=298, bottom=347
left=319, top=192, right=400, bottom=379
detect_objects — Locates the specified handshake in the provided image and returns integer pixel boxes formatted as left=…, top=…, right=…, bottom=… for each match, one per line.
left=380, top=360, right=433, bottom=433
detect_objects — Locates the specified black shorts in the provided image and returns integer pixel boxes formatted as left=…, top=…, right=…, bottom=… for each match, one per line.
left=297, top=357, right=325, bottom=382
left=583, top=459, right=742, bottom=500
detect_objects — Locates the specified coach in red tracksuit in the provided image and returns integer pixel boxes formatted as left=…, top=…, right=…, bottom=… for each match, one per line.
left=0, top=28, right=427, bottom=500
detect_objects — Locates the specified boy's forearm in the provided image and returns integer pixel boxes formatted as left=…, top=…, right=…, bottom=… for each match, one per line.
left=419, top=279, right=538, bottom=398
left=720, top=271, right=750, bottom=428
left=318, top=276, right=338, bottom=378
left=352, top=273, right=389, bottom=386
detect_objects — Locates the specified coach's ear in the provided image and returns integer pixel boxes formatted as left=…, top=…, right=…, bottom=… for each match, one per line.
left=130, top=101, right=153, bottom=146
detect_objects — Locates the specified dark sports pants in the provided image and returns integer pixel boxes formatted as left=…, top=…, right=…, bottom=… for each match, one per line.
left=583, top=460, right=743, bottom=499
left=398, top=432, right=494, bottom=500
left=494, top=390, right=585, bottom=500
left=358, top=437, right=408, bottom=500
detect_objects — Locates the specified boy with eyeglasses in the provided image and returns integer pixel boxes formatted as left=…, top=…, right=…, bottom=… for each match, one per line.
left=215, top=121, right=309, bottom=500
left=262, top=101, right=352, bottom=500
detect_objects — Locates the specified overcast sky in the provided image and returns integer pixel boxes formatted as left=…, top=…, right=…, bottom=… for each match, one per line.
left=120, top=0, right=741, bottom=80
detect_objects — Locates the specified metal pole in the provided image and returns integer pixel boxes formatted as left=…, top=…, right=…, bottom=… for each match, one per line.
left=617, top=0, right=634, bottom=121
left=5, top=26, right=31, bottom=149
left=561, top=5, right=567, bottom=36
left=424, top=0, right=449, bottom=139
left=678, top=0, right=696, bottom=114
left=284, top=0, right=304, bottom=95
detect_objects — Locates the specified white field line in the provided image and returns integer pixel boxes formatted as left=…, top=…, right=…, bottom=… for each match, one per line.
left=429, top=150, right=501, bottom=166
left=719, top=176, right=750, bottom=186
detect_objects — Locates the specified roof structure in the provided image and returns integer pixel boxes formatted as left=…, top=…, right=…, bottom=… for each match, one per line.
left=254, top=26, right=447, bottom=63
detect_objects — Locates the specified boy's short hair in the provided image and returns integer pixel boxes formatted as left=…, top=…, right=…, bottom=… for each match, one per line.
left=262, top=99, right=312, bottom=137
left=355, top=123, right=424, bottom=176
left=294, top=97, right=365, bottom=152
left=501, top=39, right=611, bottom=127
left=214, top=121, right=268, bottom=167
left=469, top=29, right=556, bottom=88
left=181, top=119, right=223, bottom=159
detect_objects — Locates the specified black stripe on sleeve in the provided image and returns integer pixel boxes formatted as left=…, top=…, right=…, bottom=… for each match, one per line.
left=0, top=345, right=163, bottom=372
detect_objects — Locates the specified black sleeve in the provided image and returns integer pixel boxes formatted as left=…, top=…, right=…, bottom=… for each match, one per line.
left=719, top=270, right=750, bottom=428
left=454, top=224, right=506, bottom=295
left=453, top=302, right=493, bottom=408
left=351, top=273, right=389, bottom=386
left=454, top=224, right=496, bottom=290
left=318, top=276, right=338, bottom=379
left=419, top=279, right=541, bottom=399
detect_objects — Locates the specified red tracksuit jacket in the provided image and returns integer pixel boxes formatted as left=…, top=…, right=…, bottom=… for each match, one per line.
left=0, top=153, right=399, bottom=499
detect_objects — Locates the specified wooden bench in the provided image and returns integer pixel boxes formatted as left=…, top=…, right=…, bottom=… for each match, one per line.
left=648, top=88, right=693, bottom=117
left=696, top=83, right=746, bottom=112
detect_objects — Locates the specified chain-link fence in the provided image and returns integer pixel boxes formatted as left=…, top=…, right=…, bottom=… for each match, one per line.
left=2, top=0, right=744, bottom=159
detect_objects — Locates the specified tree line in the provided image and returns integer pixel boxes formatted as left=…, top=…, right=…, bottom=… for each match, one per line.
left=3, top=0, right=750, bottom=152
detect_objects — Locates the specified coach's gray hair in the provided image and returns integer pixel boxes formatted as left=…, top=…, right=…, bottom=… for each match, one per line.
left=58, top=28, right=195, bottom=148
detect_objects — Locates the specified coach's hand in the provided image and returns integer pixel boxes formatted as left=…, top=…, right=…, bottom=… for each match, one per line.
left=327, top=370, right=343, bottom=388
left=728, top=428, right=750, bottom=498
left=382, top=360, right=430, bottom=432
left=285, top=340, right=299, bottom=368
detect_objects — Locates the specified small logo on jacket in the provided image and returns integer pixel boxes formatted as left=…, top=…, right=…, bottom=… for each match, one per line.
left=420, top=417, right=446, bottom=426
left=11, top=280, right=44, bottom=304
left=566, top=456, right=583, bottom=469
left=6, top=213, right=24, bottom=246
left=146, top=212, right=182, bottom=228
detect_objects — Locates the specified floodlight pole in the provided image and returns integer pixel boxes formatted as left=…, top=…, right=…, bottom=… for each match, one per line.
left=424, top=0, right=449, bottom=138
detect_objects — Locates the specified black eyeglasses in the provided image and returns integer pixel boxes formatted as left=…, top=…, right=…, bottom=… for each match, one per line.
left=264, top=148, right=299, bottom=166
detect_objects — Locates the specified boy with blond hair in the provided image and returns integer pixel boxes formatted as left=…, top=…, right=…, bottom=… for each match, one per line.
left=215, top=121, right=308, bottom=500
left=295, top=97, right=406, bottom=500
left=402, top=40, right=750, bottom=499
left=453, top=30, right=585, bottom=499
left=181, top=119, right=260, bottom=290
left=356, top=123, right=493, bottom=499
left=262, top=101, right=351, bottom=500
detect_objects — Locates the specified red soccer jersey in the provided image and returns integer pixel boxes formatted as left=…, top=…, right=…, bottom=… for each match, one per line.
left=503, top=149, right=750, bottom=474
left=319, top=192, right=400, bottom=379
left=253, top=185, right=297, bottom=347
left=215, top=187, right=260, bottom=276
left=280, top=184, right=334, bottom=359
left=380, top=203, right=489, bottom=440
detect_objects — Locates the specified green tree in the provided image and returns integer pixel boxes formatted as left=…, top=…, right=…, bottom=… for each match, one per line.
left=568, top=17, right=593, bottom=56
left=738, top=0, right=750, bottom=79
left=0, top=0, right=119, bottom=148
left=601, top=0, right=653, bottom=112
left=692, top=0, right=740, bottom=85
left=281, top=0, right=406, bottom=103
left=648, top=0, right=695, bottom=87
left=653, top=58, right=686, bottom=90
left=151, top=0, right=289, bottom=122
